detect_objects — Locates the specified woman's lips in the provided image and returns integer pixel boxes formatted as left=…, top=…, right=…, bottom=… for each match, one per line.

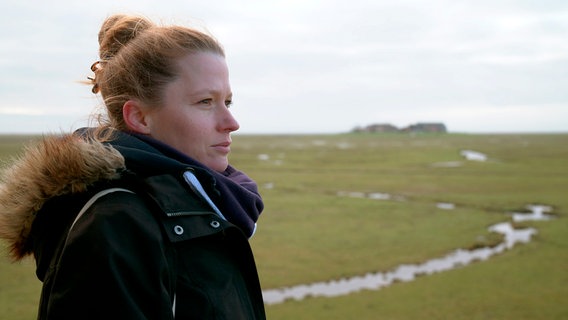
left=212, top=141, right=231, bottom=153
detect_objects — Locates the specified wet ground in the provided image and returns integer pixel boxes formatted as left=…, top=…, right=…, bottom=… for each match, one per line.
left=263, top=205, right=554, bottom=304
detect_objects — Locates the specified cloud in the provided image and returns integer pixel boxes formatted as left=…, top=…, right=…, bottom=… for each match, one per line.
left=0, top=0, right=567, bottom=134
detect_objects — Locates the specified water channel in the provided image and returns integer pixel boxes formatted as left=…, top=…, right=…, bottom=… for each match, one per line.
left=262, top=204, right=555, bottom=305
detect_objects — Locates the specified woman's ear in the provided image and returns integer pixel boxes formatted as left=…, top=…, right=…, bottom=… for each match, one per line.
left=123, top=100, right=151, bottom=134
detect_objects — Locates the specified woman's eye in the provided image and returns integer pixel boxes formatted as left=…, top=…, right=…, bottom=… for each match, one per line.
left=199, top=99, right=212, bottom=105
left=225, top=100, right=233, bottom=108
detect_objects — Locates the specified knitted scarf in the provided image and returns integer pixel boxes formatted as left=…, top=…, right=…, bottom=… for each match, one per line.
left=107, top=131, right=264, bottom=237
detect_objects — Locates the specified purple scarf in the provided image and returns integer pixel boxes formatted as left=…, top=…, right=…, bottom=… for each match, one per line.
left=130, top=134, right=264, bottom=237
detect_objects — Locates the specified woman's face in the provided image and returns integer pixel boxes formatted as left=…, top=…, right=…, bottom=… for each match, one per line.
left=143, top=52, right=239, bottom=172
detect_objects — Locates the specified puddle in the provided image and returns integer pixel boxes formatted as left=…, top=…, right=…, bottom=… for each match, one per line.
left=460, top=150, right=487, bottom=161
left=257, top=153, right=284, bottom=165
left=262, top=204, right=554, bottom=305
left=432, top=150, right=488, bottom=167
left=436, top=202, right=456, bottom=210
left=262, top=182, right=275, bottom=190
left=512, top=204, right=553, bottom=222
left=336, top=142, right=353, bottom=149
left=337, top=191, right=406, bottom=202
left=431, top=161, right=463, bottom=168
left=311, top=140, right=327, bottom=146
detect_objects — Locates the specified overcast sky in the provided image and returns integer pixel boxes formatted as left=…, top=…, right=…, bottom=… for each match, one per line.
left=0, top=0, right=566, bottom=134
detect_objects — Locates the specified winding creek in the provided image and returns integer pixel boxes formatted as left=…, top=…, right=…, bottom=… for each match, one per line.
left=262, top=204, right=555, bottom=305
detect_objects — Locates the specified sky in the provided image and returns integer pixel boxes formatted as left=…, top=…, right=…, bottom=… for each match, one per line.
left=0, top=0, right=567, bottom=134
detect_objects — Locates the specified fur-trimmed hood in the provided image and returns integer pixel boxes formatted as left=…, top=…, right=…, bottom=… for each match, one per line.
left=0, top=134, right=125, bottom=260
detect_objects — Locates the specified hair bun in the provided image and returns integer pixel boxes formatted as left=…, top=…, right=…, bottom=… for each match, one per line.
left=98, top=14, right=153, bottom=60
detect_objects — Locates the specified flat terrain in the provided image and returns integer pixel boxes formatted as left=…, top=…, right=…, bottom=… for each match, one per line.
left=1, top=133, right=567, bottom=319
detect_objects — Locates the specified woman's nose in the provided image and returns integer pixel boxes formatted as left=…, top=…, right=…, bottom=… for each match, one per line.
left=218, top=107, right=240, bottom=132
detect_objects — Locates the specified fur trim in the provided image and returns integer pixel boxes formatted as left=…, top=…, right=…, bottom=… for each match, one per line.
left=0, top=134, right=125, bottom=260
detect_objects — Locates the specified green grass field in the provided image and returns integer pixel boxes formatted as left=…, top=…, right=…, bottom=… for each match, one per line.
left=1, top=133, right=567, bottom=319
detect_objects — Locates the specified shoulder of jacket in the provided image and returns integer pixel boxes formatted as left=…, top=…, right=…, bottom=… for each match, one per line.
left=0, top=134, right=125, bottom=260
left=83, top=178, right=235, bottom=243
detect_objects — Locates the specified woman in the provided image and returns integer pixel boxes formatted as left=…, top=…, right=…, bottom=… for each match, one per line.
left=0, top=14, right=265, bottom=319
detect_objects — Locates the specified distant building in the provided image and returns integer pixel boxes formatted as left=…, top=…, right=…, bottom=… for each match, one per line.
left=402, top=123, right=447, bottom=133
left=352, top=122, right=447, bottom=133
left=359, top=123, right=399, bottom=133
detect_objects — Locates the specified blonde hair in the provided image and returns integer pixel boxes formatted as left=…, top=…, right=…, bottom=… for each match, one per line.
left=89, top=14, right=225, bottom=132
